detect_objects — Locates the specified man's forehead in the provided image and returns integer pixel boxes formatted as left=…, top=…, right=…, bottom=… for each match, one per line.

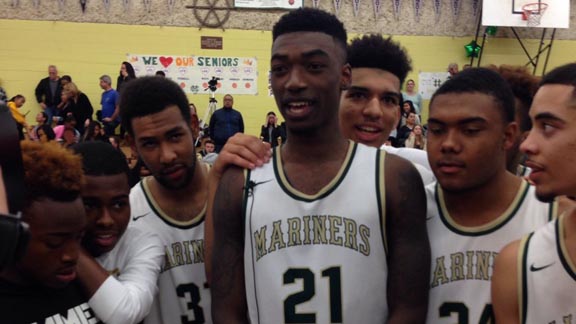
left=350, top=68, right=401, bottom=92
left=272, top=32, right=339, bottom=54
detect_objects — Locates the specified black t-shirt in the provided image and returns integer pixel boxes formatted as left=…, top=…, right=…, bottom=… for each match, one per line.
left=0, top=279, right=102, bottom=324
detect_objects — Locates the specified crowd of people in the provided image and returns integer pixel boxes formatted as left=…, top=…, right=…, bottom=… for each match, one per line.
left=1, top=7, right=575, bottom=324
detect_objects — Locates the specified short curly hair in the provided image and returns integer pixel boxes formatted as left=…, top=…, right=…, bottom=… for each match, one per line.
left=347, top=34, right=412, bottom=87
left=119, top=76, right=191, bottom=136
left=272, top=8, right=347, bottom=60
left=21, top=141, right=84, bottom=209
left=487, top=65, right=540, bottom=132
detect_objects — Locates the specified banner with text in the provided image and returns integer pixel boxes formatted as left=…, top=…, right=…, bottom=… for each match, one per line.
left=127, top=54, right=259, bottom=95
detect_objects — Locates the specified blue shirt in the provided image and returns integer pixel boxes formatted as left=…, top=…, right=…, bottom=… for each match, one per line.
left=101, top=89, right=119, bottom=120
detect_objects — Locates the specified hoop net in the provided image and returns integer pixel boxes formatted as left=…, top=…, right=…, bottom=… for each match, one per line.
left=522, top=2, right=548, bottom=27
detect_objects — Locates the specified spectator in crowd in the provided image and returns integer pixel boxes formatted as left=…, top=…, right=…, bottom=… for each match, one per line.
left=208, top=94, right=244, bottom=152
left=0, top=141, right=101, bottom=323
left=83, top=120, right=108, bottom=142
left=405, top=124, right=426, bottom=150
left=35, top=65, right=62, bottom=122
left=155, top=71, right=165, bottom=77
left=59, top=82, right=94, bottom=135
left=28, top=111, right=48, bottom=141
left=260, top=111, right=282, bottom=147
left=397, top=111, right=418, bottom=147
left=7, top=95, right=27, bottom=140
left=198, top=138, right=216, bottom=159
left=117, top=62, right=136, bottom=93
left=36, top=124, right=56, bottom=143
left=0, top=79, right=7, bottom=103
left=72, top=141, right=163, bottom=324
left=201, top=139, right=219, bottom=165
left=402, top=79, right=422, bottom=114
left=400, top=100, right=420, bottom=127
left=60, top=75, right=72, bottom=86
left=447, top=62, right=459, bottom=78
left=99, top=75, right=120, bottom=136
left=53, top=115, right=80, bottom=145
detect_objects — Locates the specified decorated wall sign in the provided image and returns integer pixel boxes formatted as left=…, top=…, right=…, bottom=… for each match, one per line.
left=433, top=0, right=440, bottom=21
left=352, top=0, right=361, bottom=16
left=451, top=0, right=461, bottom=20
left=413, top=0, right=421, bottom=21
left=128, top=54, right=258, bottom=95
left=234, top=0, right=301, bottom=9
left=372, top=0, right=382, bottom=18
left=391, top=0, right=401, bottom=20
left=418, top=72, right=450, bottom=99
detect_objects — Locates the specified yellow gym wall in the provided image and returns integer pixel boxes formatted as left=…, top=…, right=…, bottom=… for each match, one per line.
left=1, top=18, right=575, bottom=134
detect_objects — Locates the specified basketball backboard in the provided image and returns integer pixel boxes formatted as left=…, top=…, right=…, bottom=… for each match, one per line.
left=482, top=0, right=570, bottom=28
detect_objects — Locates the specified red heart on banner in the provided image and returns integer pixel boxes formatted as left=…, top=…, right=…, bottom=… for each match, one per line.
left=159, top=56, right=173, bottom=68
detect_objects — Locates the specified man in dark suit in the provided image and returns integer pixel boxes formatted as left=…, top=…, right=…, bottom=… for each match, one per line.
left=35, top=65, right=62, bottom=122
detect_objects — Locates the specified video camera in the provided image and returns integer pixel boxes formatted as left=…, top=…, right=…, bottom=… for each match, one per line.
left=206, top=76, right=221, bottom=92
left=0, top=104, right=29, bottom=269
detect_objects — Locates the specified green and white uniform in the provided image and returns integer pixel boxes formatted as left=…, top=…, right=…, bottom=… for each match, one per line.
left=244, top=142, right=388, bottom=324
left=426, top=180, right=555, bottom=324
left=519, top=214, right=576, bottom=324
left=130, top=177, right=211, bottom=324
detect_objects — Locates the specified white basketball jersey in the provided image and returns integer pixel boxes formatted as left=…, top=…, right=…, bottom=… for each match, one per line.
left=520, top=215, right=576, bottom=324
left=244, top=142, right=389, bottom=324
left=426, top=180, right=555, bottom=324
left=130, top=177, right=211, bottom=324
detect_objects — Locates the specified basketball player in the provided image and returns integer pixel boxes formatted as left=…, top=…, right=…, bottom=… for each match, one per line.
left=203, top=34, right=434, bottom=284
left=339, top=33, right=434, bottom=180
left=425, top=68, right=556, bottom=323
left=0, top=141, right=102, bottom=323
left=120, top=77, right=212, bottom=324
left=211, top=8, right=430, bottom=324
left=492, top=63, right=576, bottom=323
left=486, top=64, right=540, bottom=176
left=73, top=141, right=164, bottom=324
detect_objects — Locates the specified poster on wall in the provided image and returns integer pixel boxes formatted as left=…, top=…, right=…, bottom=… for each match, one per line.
left=128, top=54, right=259, bottom=95
left=418, top=72, right=450, bottom=99
left=234, top=0, right=302, bottom=9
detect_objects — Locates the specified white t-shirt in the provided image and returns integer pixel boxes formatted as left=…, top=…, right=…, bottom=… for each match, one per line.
left=90, top=226, right=164, bottom=324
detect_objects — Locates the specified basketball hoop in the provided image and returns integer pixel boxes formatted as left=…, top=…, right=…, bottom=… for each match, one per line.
left=522, top=2, right=548, bottom=27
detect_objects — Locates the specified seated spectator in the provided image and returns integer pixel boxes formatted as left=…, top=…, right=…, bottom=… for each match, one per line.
left=83, top=120, right=108, bottom=142
left=28, top=112, right=48, bottom=141
left=397, top=112, right=418, bottom=147
left=72, top=142, right=163, bottom=324
left=400, top=100, right=420, bottom=127
left=0, top=141, right=102, bottom=323
left=260, top=111, right=282, bottom=147
left=35, top=124, right=56, bottom=143
left=7, top=95, right=28, bottom=140
left=405, top=124, right=427, bottom=150
left=53, top=115, right=80, bottom=144
left=198, top=138, right=216, bottom=159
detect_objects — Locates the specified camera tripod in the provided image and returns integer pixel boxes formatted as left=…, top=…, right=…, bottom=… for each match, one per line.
left=196, top=89, right=218, bottom=147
